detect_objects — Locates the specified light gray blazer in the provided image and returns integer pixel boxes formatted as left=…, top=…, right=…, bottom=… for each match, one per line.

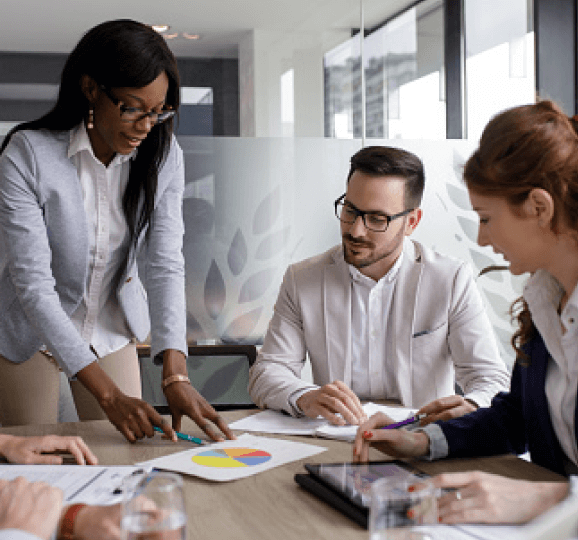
left=248, top=239, right=511, bottom=413
left=0, top=128, right=187, bottom=377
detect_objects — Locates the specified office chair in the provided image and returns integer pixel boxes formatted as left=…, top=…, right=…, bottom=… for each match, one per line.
left=138, top=344, right=258, bottom=413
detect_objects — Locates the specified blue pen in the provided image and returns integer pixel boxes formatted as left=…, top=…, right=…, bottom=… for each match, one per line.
left=153, top=426, right=205, bottom=445
left=381, top=413, right=426, bottom=430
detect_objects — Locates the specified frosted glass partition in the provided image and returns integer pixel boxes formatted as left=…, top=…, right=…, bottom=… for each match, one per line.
left=178, top=136, right=522, bottom=369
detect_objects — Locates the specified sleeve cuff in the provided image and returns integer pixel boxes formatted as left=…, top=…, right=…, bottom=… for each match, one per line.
left=416, top=423, right=449, bottom=461
left=287, top=387, right=317, bottom=416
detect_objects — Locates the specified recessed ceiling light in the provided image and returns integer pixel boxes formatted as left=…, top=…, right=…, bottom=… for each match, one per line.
left=152, top=25, right=170, bottom=33
left=182, top=33, right=201, bottom=40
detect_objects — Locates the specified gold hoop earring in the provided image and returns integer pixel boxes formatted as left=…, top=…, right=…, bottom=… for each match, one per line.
left=87, top=108, right=94, bottom=130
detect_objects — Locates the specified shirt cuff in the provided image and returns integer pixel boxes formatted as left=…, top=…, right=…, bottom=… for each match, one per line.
left=287, top=387, right=317, bottom=416
left=416, top=423, right=449, bottom=461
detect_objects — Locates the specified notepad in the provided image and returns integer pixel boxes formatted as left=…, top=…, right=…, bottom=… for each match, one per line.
left=229, top=402, right=417, bottom=442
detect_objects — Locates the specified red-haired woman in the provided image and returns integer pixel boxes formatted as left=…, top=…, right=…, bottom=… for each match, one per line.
left=353, top=101, right=578, bottom=524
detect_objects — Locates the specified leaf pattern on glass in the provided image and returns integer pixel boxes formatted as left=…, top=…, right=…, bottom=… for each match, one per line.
left=221, top=307, right=263, bottom=342
left=469, top=249, right=504, bottom=282
left=255, top=226, right=291, bottom=260
left=446, top=183, right=472, bottom=211
left=204, top=260, right=226, bottom=319
left=457, top=216, right=479, bottom=242
left=186, top=313, right=207, bottom=342
left=182, top=197, right=215, bottom=236
left=198, top=360, right=247, bottom=402
left=238, top=268, right=276, bottom=303
left=252, top=186, right=281, bottom=235
left=228, top=229, right=248, bottom=276
left=482, top=289, right=512, bottom=320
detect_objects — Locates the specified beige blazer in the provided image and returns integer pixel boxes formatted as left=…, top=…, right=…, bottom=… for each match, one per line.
left=248, top=239, right=510, bottom=414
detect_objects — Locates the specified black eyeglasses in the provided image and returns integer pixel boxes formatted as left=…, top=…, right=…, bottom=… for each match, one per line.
left=99, top=85, right=176, bottom=124
left=334, top=194, right=414, bottom=232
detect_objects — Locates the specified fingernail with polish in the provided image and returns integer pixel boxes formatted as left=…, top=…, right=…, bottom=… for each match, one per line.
left=363, top=431, right=373, bottom=439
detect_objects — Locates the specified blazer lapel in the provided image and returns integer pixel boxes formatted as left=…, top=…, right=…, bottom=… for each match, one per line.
left=323, top=250, right=352, bottom=385
left=390, top=240, right=423, bottom=405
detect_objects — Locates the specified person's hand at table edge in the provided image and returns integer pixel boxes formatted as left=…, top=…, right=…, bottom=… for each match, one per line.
left=0, top=477, right=63, bottom=540
left=296, top=380, right=367, bottom=426
left=162, top=348, right=235, bottom=441
left=0, top=434, right=98, bottom=465
left=352, top=411, right=430, bottom=462
left=58, top=502, right=122, bottom=540
left=416, top=395, right=477, bottom=427
left=422, top=471, right=569, bottom=524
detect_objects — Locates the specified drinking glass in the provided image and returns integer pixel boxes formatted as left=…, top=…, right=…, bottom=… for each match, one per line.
left=369, top=477, right=437, bottom=540
left=121, top=471, right=187, bottom=540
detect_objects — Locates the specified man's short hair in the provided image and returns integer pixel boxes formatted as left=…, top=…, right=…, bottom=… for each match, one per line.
left=347, top=146, right=425, bottom=209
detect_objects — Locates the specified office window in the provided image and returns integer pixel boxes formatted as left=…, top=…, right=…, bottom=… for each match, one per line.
left=464, top=0, right=535, bottom=141
left=324, top=0, right=445, bottom=140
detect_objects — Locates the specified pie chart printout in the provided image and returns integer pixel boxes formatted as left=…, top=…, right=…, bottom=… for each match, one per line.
left=191, top=448, right=272, bottom=468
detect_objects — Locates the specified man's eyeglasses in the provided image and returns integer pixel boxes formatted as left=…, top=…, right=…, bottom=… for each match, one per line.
left=99, top=85, right=176, bottom=124
left=334, top=194, right=414, bottom=232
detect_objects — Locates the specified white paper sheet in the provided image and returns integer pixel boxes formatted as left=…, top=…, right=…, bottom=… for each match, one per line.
left=137, top=433, right=327, bottom=482
left=229, top=402, right=417, bottom=441
left=0, top=465, right=148, bottom=505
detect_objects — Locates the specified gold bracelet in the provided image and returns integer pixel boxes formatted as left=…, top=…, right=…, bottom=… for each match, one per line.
left=161, top=374, right=191, bottom=390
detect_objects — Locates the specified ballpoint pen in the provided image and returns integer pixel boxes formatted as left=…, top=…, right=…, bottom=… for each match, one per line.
left=153, top=426, right=205, bottom=445
left=380, top=413, right=426, bottom=430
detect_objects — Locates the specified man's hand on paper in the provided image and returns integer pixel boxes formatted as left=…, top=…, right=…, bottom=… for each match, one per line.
left=416, top=395, right=477, bottom=426
left=0, top=477, right=63, bottom=540
left=70, top=502, right=122, bottom=540
left=296, top=381, right=367, bottom=426
left=430, top=471, right=569, bottom=524
left=352, top=411, right=430, bottom=462
left=0, top=434, right=98, bottom=465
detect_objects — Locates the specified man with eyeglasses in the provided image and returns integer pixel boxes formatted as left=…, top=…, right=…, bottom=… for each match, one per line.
left=249, top=146, right=510, bottom=427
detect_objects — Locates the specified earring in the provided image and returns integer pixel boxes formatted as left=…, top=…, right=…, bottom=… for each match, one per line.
left=87, top=108, right=94, bottom=130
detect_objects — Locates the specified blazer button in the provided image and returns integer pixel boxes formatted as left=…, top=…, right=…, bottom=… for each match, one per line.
left=126, top=277, right=132, bottom=283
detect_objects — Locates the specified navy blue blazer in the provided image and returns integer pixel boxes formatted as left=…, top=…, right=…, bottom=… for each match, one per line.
left=439, top=332, right=574, bottom=477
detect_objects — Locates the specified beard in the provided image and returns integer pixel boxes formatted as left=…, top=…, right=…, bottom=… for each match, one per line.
left=342, top=220, right=406, bottom=270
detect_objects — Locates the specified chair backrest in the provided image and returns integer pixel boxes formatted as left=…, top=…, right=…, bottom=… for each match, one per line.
left=138, top=344, right=257, bottom=412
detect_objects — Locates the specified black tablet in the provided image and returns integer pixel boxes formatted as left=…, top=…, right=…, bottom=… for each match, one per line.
left=295, top=461, right=429, bottom=528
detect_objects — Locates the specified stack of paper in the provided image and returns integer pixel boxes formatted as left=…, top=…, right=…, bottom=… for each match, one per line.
left=229, top=402, right=417, bottom=442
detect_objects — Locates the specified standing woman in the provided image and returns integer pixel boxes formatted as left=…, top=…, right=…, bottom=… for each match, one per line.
left=353, top=100, right=578, bottom=523
left=0, top=19, right=233, bottom=443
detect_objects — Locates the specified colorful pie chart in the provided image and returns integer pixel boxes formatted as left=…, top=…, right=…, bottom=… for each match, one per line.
left=191, top=448, right=272, bottom=468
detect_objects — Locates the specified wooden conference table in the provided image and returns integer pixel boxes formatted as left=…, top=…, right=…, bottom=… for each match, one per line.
left=0, top=410, right=566, bottom=540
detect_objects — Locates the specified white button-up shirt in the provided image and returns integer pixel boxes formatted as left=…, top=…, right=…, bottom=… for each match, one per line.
left=525, top=269, right=578, bottom=467
left=67, top=123, right=134, bottom=358
left=349, top=253, right=403, bottom=400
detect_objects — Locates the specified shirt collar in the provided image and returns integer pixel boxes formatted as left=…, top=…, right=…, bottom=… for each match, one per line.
left=348, top=251, right=404, bottom=288
left=68, top=122, right=136, bottom=165
left=524, top=269, right=564, bottom=315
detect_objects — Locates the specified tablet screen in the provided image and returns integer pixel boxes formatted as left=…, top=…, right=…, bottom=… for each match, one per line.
left=304, top=461, right=427, bottom=509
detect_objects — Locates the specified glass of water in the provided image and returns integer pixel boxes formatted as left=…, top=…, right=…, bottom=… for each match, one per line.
left=369, top=477, right=436, bottom=540
left=121, top=471, right=187, bottom=540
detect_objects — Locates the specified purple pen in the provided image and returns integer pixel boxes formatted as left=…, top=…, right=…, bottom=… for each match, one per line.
left=381, top=413, right=426, bottom=430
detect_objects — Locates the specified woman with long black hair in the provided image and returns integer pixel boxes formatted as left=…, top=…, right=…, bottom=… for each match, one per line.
left=0, top=19, right=233, bottom=443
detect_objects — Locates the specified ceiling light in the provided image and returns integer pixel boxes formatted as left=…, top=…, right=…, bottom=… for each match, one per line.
left=182, top=33, right=201, bottom=40
left=164, top=33, right=179, bottom=40
left=152, top=25, right=170, bottom=33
